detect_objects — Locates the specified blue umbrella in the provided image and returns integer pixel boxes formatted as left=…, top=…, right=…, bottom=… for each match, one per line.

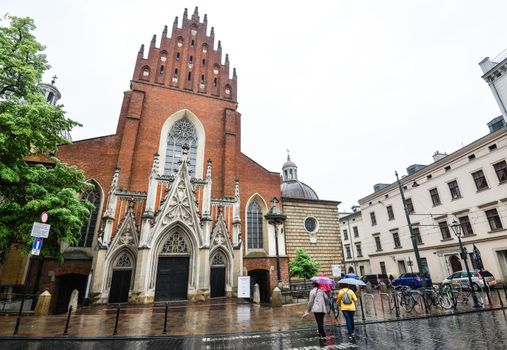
left=338, top=278, right=366, bottom=286
left=344, top=273, right=360, bottom=279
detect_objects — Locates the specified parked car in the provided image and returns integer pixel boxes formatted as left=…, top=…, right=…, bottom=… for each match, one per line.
left=361, top=274, right=389, bottom=286
left=392, top=272, right=432, bottom=288
left=442, top=270, right=496, bottom=291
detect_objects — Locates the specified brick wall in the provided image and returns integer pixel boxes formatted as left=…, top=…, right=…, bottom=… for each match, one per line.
left=282, top=198, right=344, bottom=277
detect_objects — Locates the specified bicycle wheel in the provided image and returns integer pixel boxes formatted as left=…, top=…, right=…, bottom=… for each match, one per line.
left=402, top=294, right=415, bottom=312
left=439, top=295, right=453, bottom=309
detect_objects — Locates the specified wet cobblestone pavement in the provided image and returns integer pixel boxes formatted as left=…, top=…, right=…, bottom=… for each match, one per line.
left=2, top=308, right=507, bottom=349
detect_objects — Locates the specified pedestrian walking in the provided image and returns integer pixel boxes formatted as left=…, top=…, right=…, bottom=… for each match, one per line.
left=303, top=281, right=329, bottom=339
left=337, top=283, right=358, bottom=339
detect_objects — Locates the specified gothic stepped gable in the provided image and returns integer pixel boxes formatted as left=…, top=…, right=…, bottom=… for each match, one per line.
left=133, top=6, right=237, bottom=101
left=148, top=152, right=204, bottom=247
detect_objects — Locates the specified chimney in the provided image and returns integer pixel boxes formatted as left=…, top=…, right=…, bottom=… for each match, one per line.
left=433, top=151, right=447, bottom=162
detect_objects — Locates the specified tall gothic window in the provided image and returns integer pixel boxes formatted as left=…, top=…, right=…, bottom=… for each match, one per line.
left=164, top=118, right=198, bottom=176
left=79, top=183, right=101, bottom=247
left=247, top=201, right=263, bottom=249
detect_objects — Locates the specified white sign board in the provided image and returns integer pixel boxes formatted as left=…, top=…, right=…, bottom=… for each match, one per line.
left=331, top=264, right=342, bottom=277
left=237, top=276, right=251, bottom=298
left=31, top=222, right=51, bottom=238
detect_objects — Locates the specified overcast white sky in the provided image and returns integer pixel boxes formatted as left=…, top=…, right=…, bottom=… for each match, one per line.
left=4, top=0, right=507, bottom=211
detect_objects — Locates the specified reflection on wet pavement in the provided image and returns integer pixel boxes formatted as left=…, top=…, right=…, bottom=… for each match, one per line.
left=1, top=308, right=507, bottom=349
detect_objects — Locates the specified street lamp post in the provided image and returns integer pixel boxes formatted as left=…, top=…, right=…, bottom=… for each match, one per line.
left=449, top=220, right=481, bottom=308
left=395, top=171, right=425, bottom=276
left=265, top=198, right=286, bottom=284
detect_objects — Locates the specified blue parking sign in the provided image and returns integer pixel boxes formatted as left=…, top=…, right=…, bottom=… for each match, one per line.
left=31, top=237, right=43, bottom=256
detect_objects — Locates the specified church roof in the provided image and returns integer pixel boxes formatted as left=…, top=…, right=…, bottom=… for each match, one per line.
left=281, top=180, right=319, bottom=200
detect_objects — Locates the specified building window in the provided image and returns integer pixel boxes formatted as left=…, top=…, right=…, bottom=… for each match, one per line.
left=380, top=261, right=387, bottom=275
left=78, top=183, right=101, bottom=247
left=343, top=229, right=348, bottom=241
left=247, top=201, right=264, bottom=249
left=485, top=208, right=503, bottom=231
left=468, top=154, right=476, bottom=161
left=405, top=198, right=414, bottom=214
left=489, top=144, right=497, bottom=151
left=392, top=232, right=401, bottom=248
left=413, top=227, right=422, bottom=245
left=355, top=243, right=363, bottom=257
left=200, top=74, right=205, bottom=84
left=213, top=77, right=218, bottom=87
left=359, top=266, right=365, bottom=275
left=439, top=221, right=451, bottom=240
left=353, top=226, right=359, bottom=238
left=304, top=217, right=318, bottom=233
left=375, top=236, right=382, bottom=251
left=429, top=188, right=441, bottom=206
left=370, top=212, right=377, bottom=226
left=458, top=216, right=474, bottom=236
left=187, top=72, right=192, bottom=81
left=159, top=65, right=164, bottom=75
left=345, top=245, right=351, bottom=259
left=472, top=170, right=489, bottom=191
left=444, top=165, right=451, bottom=172
left=448, top=180, right=461, bottom=200
left=387, top=205, right=395, bottom=220
left=176, top=52, right=180, bottom=60
left=493, top=160, right=507, bottom=182
left=164, top=117, right=198, bottom=175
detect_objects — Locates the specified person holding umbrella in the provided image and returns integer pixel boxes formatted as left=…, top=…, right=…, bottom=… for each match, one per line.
left=303, top=280, right=330, bottom=339
left=337, top=281, right=360, bottom=339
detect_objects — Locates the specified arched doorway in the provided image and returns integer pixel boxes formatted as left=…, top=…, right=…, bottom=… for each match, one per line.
left=109, top=252, right=133, bottom=303
left=449, top=255, right=462, bottom=272
left=348, top=266, right=355, bottom=274
left=155, top=231, right=190, bottom=301
left=55, top=274, right=87, bottom=314
left=210, top=252, right=226, bottom=298
left=248, top=269, right=269, bottom=302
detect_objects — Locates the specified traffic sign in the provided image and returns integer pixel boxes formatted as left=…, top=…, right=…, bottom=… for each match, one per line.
left=40, top=211, right=48, bottom=223
left=31, top=222, right=51, bottom=238
left=31, top=237, right=43, bottom=256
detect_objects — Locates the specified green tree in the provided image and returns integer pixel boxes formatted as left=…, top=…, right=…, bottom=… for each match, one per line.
left=0, top=15, right=91, bottom=260
left=289, top=248, right=320, bottom=280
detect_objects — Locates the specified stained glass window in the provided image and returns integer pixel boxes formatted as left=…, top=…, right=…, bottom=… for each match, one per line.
left=247, top=201, right=263, bottom=249
left=164, top=117, right=198, bottom=176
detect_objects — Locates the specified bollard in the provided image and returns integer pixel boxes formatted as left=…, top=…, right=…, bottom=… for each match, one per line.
left=496, top=289, right=504, bottom=307
left=393, top=291, right=400, bottom=318
left=113, top=304, right=121, bottom=335
left=13, top=297, right=26, bottom=336
left=63, top=306, right=73, bottom=335
left=359, top=295, right=366, bottom=322
left=162, top=302, right=169, bottom=334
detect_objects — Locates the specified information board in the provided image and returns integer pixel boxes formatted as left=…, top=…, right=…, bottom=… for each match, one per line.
left=331, top=264, right=342, bottom=277
left=31, top=222, right=51, bottom=238
left=237, top=276, right=251, bottom=298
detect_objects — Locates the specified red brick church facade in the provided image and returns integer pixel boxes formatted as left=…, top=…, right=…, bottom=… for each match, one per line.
left=42, top=7, right=289, bottom=307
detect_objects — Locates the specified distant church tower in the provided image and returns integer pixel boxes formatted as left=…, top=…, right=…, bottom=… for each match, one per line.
left=43, top=76, right=72, bottom=141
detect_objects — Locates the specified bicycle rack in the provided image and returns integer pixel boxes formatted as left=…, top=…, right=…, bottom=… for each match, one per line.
left=362, top=293, right=377, bottom=316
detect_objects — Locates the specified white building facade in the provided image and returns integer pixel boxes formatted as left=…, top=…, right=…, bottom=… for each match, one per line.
left=339, top=209, right=371, bottom=276
left=358, top=127, right=507, bottom=283
left=480, top=49, right=507, bottom=120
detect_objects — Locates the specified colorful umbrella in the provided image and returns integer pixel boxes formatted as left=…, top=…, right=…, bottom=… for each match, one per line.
left=338, top=278, right=366, bottom=286
left=310, top=276, right=337, bottom=286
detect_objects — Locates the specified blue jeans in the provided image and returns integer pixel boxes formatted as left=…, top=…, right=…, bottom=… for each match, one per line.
left=342, top=310, right=355, bottom=336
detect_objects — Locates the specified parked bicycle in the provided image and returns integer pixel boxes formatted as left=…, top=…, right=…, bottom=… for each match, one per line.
left=421, top=285, right=454, bottom=310
left=390, top=285, right=417, bottom=312
left=452, top=284, right=484, bottom=306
